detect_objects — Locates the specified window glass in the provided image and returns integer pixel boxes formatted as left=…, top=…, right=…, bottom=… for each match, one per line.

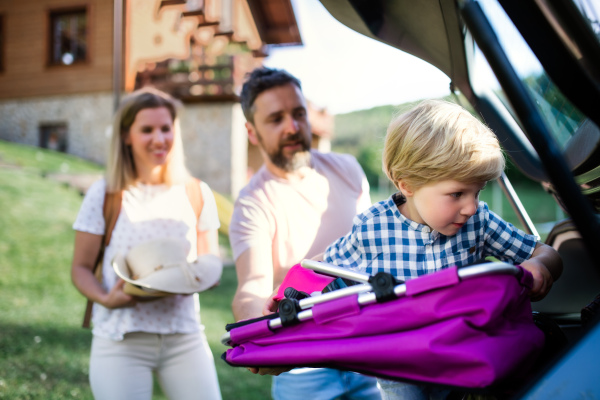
left=573, top=0, right=600, bottom=41
left=39, top=123, right=68, bottom=152
left=473, top=0, right=590, bottom=151
left=49, top=8, right=87, bottom=65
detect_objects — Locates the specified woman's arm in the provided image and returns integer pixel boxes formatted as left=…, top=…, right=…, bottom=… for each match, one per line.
left=197, top=228, right=220, bottom=257
left=71, top=231, right=135, bottom=309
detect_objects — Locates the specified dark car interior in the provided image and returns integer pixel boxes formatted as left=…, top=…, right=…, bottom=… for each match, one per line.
left=319, top=0, right=600, bottom=397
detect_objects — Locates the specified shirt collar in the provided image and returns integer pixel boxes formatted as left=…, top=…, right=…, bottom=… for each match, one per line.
left=389, top=192, right=439, bottom=237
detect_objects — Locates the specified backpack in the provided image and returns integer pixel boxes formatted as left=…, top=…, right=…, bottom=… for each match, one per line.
left=82, top=177, right=205, bottom=328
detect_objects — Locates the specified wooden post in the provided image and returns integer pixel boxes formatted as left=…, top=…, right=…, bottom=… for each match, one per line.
left=113, top=0, right=123, bottom=111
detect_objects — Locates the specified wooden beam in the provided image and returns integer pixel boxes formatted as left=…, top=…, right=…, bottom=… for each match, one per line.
left=160, top=0, right=186, bottom=8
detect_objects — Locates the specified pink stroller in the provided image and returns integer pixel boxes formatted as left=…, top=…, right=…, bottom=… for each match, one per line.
left=222, top=260, right=545, bottom=390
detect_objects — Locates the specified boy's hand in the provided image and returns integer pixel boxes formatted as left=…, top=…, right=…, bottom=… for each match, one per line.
left=520, top=258, right=553, bottom=301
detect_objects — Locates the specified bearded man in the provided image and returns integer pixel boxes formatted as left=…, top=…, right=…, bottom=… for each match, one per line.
left=229, top=67, right=380, bottom=400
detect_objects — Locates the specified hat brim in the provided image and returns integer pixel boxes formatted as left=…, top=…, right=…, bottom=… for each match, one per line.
left=112, top=252, right=222, bottom=295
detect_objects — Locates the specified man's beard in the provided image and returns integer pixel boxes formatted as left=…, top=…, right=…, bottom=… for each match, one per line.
left=258, top=131, right=312, bottom=172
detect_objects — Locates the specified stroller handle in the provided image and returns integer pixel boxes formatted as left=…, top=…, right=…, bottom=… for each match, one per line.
left=221, top=261, right=521, bottom=345
left=300, top=259, right=371, bottom=283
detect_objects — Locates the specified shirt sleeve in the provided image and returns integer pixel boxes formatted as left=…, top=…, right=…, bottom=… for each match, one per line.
left=72, top=179, right=106, bottom=235
left=198, top=181, right=220, bottom=232
left=345, top=153, right=372, bottom=214
left=357, top=171, right=372, bottom=213
left=228, top=193, right=274, bottom=262
left=482, top=205, right=538, bottom=264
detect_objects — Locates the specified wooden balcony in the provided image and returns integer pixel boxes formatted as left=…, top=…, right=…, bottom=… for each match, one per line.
left=135, top=55, right=237, bottom=103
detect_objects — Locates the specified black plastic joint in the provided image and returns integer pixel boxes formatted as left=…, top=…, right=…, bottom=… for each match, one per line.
left=278, top=298, right=302, bottom=326
left=284, top=286, right=310, bottom=301
left=368, top=272, right=400, bottom=302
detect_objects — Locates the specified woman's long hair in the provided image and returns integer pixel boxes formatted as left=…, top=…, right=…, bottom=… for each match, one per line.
left=105, top=87, right=189, bottom=192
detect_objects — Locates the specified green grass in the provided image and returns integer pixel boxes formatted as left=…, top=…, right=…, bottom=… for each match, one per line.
left=0, top=140, right=565, bottom=399
left=0, top=140, right=104, bottom=174
left=0, top=142, right=271, bottom=399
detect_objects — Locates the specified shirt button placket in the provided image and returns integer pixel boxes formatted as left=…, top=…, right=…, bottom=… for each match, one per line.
left=422, top=228, right=435, bottom=272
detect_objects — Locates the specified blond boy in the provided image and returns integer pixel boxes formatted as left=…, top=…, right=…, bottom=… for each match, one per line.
left=323, top=99, right=562, bottom=400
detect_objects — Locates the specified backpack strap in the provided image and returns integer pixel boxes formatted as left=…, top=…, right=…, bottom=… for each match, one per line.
left=185, top=177, right=206, bottom=255
left=103, top=192, right=123, bottom=247
left=82, top=191, right=122, bottom=328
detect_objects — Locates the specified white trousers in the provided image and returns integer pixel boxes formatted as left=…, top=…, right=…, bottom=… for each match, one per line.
left=89, top=331, right=221, bottom=400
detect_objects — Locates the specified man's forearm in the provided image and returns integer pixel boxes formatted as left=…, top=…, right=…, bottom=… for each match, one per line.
left=231, top=247, right=278, bottom=322
left=232, top=290, right=269, bottom=321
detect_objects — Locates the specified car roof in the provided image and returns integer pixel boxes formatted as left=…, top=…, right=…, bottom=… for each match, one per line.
left=320, top=0, right=464, bottom=85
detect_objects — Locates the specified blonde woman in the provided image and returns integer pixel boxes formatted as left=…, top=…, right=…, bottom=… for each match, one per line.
left=71, top=87, right=222, bottom=400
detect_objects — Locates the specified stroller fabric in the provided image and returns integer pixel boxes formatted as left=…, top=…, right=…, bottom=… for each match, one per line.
left=223, top=265, right=544, bottom=389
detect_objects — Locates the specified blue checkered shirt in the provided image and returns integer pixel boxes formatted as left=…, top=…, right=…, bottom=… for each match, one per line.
left=323, top=193, right=538, bottom=281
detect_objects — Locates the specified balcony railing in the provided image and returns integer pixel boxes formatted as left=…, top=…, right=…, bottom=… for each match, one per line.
left=135, top=55, right=237, bottom=102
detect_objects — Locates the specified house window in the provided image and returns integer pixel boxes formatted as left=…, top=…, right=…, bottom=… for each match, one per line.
left=49, top=7, right=87, bottom=66
left=39, top=123, right=68, bottom=152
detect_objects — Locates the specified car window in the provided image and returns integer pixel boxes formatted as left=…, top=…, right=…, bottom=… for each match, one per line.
left=472, top=0, right=595, bottom=157
left=573, top=0, right=600, bottom=42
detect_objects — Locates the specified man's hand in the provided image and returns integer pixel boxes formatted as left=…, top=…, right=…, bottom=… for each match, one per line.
left=247, top=366, right=293, bottom=376
left=262, top=286, right=281, bottom=315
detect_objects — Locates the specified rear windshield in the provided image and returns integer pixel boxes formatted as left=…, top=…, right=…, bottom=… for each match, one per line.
left=472, top=0, right=598, bottom=159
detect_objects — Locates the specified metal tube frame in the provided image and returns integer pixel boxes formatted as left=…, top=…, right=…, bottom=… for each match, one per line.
left=221, top=261, right=519, bottom=345
left=497, top=171, right=540, bottom=238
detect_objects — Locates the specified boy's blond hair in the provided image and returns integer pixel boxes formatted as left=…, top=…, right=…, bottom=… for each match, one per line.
left=105, top=87, right=190, bottom=192
left=383, top=99, right=505, bottom=190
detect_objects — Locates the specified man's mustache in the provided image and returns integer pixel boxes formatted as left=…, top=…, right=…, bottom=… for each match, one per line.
left=279, top=132, right=308, bottom=147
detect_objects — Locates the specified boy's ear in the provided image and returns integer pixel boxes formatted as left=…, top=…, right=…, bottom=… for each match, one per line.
left=398, top=180, right=414, bottom=197
left=246, top=121, right=260, bottom=146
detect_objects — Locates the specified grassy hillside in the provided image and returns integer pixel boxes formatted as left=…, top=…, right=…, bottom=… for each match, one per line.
left=0, top=140, right=104, bottom=174
left=331, top=94, right=472, bottom=189
left=332, top=93, right=472, bottom=154
left=330, top=98, right=564, bottom=239
left=0, top=141, right=270, bottom=400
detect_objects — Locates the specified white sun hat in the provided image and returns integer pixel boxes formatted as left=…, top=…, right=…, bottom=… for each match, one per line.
left=112, top=238, right=223, bottom=297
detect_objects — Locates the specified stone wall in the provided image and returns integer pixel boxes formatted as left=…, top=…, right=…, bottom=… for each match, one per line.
left=0, top=93, right=114, bottom=165
left=179, top=102, right=248, bottom=197
left=0, top=93, right=246, bottom=197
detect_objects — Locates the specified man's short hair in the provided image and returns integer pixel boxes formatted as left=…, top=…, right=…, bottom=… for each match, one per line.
left=382, top=99, right=505, bottom=190
left=240, top=67, right=302, bottom=123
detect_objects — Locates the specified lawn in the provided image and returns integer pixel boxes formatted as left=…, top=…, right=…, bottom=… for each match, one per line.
left=0, top=141, right=271, bottom=400
left=0, top=140, right=565, bottom=399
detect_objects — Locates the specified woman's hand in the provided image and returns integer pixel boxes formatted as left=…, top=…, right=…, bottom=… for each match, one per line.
left=101, top=279, right=137, bottom=309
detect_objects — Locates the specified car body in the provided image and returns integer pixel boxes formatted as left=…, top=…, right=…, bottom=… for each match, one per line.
left=319, top=0, right=600, bottom=397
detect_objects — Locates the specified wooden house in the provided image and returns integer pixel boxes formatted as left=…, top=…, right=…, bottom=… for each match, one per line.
left=0, top=0, right=333, bottom=196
